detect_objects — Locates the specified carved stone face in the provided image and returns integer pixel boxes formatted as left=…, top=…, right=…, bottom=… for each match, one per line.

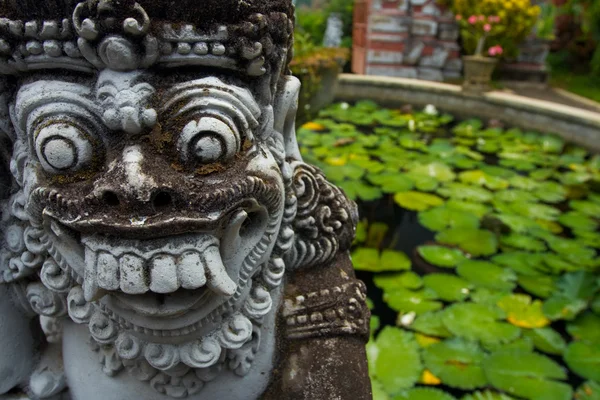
left=9, top=65, right=292, bottom=372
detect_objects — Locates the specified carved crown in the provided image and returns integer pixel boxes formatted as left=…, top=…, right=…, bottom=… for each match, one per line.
left=0, top=0, right=294, bottom=75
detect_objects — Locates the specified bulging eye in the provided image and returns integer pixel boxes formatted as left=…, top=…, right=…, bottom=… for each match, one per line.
left=35, top=122, right=94, bottom=174
left=178, top=116, right=241, bottom=164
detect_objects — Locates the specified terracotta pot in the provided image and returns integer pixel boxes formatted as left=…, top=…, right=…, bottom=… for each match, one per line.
left=462, top=55, right=498, bottom=94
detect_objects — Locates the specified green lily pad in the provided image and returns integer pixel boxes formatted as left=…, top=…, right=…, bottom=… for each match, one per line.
left=461, top=391, right=517, bottom=400
left=366, top=222, right=390, bottom=248
left=523, top=327, right=567, bottom=355
left=500, top=234, right=546, bottom=252
left=381, top=250, right=412, bottom=271
left=496, top=294, right=550, bottom=329
left=368, top=172, right=415, bottom=193
left=373, top=327, right=423, bottom=394
left=567, top=312, right=600, bottom=343
left=534, top=182, right=567, bottom=203
left=338, top=180, right=383, bottom=201
left=422, top=338, right=487, bottom=390
left=418, top=207, right=480, bottom=232
left=395, top=388, right=457, bottom=400
left=384, top=287, right=443, bottom=315
left=493, top=214, right=541, bottom=234
left=570, top=200, right=600, bottom=217
left=436, top=228, right=499, bottom=257
left=352, top=248, right=380, bottom=272
left=513, top=202, right=561, bottom=221
left=509, top=176, right=539, bottom=191
left=394, top=191, right=445, bottom=211
left=560, top=171, right=592, bottom=185
left=495, top=190, right=538, bottom=203
left=417, top=245, right=468, bottom=268
left=374, top=272, right=423, bottom=291
left=492, top=251, right=547, bottom=277
left=564, top=341, right=600, bottom=382
left=411, top=311, right=453, bottom=338
left=543, top=295, right=588, bottom=321
left=483, top=350, right=572, bottom=400
left=442, top=303, right=521, bottom=345
left=573, top=381, right=600, bottom=400
left=423, top=274, right=471, bottom=302
left=437, top=183, right=493, bottom=203
left=409, top=162, right=457, bottom=182
left=456, top=260, right=517, bottom=291
left=445, top=200, right=491, bottom=218
left=352, top=248, right=411, bottom=272
left=518, top=274, right=556, bottom=299
left=558, top=211, right=598, bottom=232
left=459, top=170, right=509, bottom=191
left=530, top=168, right=556, bottom=181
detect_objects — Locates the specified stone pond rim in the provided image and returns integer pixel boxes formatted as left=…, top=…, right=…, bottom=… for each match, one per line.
left=335, top=74, right=600, bottom=153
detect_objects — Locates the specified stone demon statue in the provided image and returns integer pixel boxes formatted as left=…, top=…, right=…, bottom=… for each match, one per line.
left=0, top=0, right=371, bottom=399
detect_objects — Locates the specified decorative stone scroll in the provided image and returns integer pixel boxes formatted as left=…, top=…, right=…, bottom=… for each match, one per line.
left=0, top=1, right=371, bottom=399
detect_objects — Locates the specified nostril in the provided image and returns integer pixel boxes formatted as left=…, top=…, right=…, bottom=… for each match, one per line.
left=102, top=191, right=120, bottom=207
left=153, top=191, right=173, bottom=210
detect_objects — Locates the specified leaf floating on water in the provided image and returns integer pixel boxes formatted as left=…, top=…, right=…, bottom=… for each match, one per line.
left=522, top=327, right=567, bottom=355
left=496, top=294, right=550, bottom=329
left=456, top=260, right=517, bottom=291
left=564, top=341, right=600, bottom=382
left=483, top=350, right=572, bottom=400
left=423, top=274, right=471, bottom=302
left=417, top=245, right=468, bottom=269
left=566, top=312, right=600, bottom=343
left=461, top=390, right=517, bottom=400
left=442, top=303, right=521, bottom=345
left=422, top=338, right=487, bottom=390
left=436, top=228, right=499, bottom=257
left=372, top=327, right=423, bottom=394
left=418, top=207, right=480, bottom=232
left=395, top=387, right=458, bottom=400
left=394, top=191, right=445, bottom=211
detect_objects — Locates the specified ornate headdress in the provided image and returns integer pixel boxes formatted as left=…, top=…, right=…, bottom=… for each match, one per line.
left=0, top=0, right=294, bottom=76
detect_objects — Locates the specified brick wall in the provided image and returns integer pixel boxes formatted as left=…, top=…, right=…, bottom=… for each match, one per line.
left=353, top=0, right=462, bottom=81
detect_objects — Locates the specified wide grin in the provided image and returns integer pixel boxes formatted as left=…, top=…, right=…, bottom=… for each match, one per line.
left=40, top=201, right=272, bottom=329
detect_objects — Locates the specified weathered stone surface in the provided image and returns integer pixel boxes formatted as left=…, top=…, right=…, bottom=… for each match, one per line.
left=0, top=1, right=371, bottom=399
left=368, top=49, right=404, bottom=64
left=411, top=18, right=438, bottom=36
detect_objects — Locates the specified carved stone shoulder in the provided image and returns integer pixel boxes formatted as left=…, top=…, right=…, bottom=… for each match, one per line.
left=285, top=162, right=359, bottom=271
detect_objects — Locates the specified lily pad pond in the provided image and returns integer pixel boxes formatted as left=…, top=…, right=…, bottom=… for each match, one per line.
left=298, top=101, right=600, bottom=400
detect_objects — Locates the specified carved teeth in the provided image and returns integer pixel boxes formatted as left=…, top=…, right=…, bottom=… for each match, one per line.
left=97, top=251, right=120, bottom=291
left=83, top=233, right=238, bottom=298
left=178, top=251, right=206, bottom=290
left=120, top=254, right=149, bottom=294
left=149, top=255, right=179, bottom=294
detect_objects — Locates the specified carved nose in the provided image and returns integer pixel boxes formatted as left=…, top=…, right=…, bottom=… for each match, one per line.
left=99, top=188, right=174, bottom=211
left=95, top=145, right=177, bottom=214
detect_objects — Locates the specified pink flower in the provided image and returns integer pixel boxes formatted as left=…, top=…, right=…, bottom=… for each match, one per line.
left=468, top=15, right=478, bottom=24
left=484, top=24, right=492, bottom=32
left=455, top=14, right=463, bottom=21
left=488, top=16, right=501, bottom=23
left=478, top=15, right=485, bottom=22
left=488, top=45, right=504, bottom=56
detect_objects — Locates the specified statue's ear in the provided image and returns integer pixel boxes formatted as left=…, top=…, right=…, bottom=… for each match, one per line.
left=273, top=75, right=302, bottom=162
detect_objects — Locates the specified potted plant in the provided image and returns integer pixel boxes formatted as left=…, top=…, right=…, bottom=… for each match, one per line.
left=457, top=14, right=504, bottom=94
left=290, top=31, right=349, bottom=124
left=449, top=0, right=542, bottom=92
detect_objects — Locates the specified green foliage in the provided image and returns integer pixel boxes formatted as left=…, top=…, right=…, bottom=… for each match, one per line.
left=299, top=102, right=600, bottom=400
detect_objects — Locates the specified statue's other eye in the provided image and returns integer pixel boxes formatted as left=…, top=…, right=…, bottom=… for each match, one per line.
left=178, top=116, right=241, bottom=164
left=35, top=123, right=94, bottom=174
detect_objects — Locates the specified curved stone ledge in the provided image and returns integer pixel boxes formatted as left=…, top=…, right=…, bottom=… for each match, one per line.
left=335, top=74, right=600, bottom=152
